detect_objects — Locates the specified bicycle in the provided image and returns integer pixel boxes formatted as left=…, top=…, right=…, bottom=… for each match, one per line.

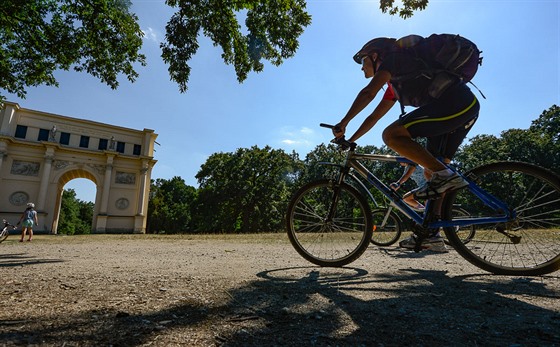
left=370, top=205, right=475, bottom=247
left=0, top=219, right=16, bottom=243
left=286, top=124, right=560, bottom=275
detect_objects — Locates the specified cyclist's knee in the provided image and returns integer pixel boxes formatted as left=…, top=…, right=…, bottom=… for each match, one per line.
left=382, top=124, right=404, bottom=146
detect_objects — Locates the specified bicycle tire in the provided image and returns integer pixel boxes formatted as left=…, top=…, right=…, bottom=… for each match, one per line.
left=0, top=227, right=9, bottom=243
left=286, top=179, right=373, bottom=267
left=370, top=208, right=402, bottom=246
left=442, top=161, right=560, bottom=276
left=442, top=207, right=476, bottom=246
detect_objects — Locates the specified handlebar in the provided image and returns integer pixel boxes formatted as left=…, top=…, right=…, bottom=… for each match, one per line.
left=320, top=123, right=357, bottom=151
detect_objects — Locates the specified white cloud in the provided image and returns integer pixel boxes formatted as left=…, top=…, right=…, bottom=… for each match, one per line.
left=142, top=27, right=158, bottom=42
left=276, top=126, right=321, bottom=153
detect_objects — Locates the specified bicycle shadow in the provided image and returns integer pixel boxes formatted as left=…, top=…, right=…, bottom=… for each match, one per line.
left=235, top=266, right=560, bottom=346
left=2, top=265, right=559, bottom=346
left=374, top=245, right=447, bottom=259
left=0, top=253, right=64, bottom=267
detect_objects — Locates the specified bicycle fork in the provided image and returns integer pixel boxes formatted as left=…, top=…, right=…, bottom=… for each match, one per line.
left=325, top=167, right=351, bottom=223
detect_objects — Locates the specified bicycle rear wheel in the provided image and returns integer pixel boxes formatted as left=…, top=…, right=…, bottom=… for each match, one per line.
left=370, top=208, right=402, bottom=246
left=443, top=162, right=560, bottom=275
left=286, top=179, right=373, bottom=267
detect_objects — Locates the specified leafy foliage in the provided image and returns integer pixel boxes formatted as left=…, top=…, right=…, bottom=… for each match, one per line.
left=161, top=0, right=312, bottom=92
left=455, top=105, right=560, bottom=176
left=58, top=188, right=94, bottom=235
left=1, top=0, right=431, bottom=101
left=194, top=145, right=301, bottom=232
left=147, top=176, right=197, bottom=233
left=0, top=0, right=146, bottom=103
left=379, top=0, right=429, bottom=18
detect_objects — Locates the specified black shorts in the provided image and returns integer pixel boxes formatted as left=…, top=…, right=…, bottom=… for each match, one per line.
left=396, top=83, right=480, bottom=159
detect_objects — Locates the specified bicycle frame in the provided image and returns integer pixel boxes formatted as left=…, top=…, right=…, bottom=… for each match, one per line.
left=328, top=148, right=515, bottom=230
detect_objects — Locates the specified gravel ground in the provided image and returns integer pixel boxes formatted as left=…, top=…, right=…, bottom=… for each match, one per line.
left=1, top=234, right=560, bottom=346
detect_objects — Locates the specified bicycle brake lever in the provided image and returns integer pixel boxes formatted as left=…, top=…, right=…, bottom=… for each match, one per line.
left=330, top=137, right=349, bottom=150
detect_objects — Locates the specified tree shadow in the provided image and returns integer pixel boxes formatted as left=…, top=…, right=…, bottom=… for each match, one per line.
left=0, top=253, right=65, bottom=267
left=2, top=266, right=559, bottom=346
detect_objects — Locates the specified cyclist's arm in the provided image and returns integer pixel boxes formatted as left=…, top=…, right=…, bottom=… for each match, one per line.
left=334, top=70, right=392, bottom=138
left=348, top=98, right=396, bottom=142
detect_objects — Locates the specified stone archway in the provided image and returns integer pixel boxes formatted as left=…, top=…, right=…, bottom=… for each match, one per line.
left=52, top=169, right=99, bottom=234
left=0, top=102, right=158, bottom=234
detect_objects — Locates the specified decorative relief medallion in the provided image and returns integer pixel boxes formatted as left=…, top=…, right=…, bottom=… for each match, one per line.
left=115, top=171, right=136, bottom=184
left=10, top=160, right=40, bottom=176
left=115, top=198, right=129, bottom=210
left=9, top=191, right=29, bottom=206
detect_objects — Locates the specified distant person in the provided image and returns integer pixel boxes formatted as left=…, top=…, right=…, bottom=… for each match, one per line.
left=390, top=163, right=426, bottom=211
left=17, top=203, right=38, bottom=242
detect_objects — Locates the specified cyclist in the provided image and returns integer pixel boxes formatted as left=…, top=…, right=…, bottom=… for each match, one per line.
left=332, top=36, right=480, bottom=250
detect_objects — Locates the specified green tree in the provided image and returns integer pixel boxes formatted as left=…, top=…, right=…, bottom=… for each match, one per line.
left=194, top=145, right=300, bottom=233
left=147, top=176, right=197, bottom=233
left=58, top=188, right=93, bottom=235
left=0, top=0, right=146, bottom=103
left=529, top=105, right=560, bottom=174
left=162, top=0, right=312, bottom=92
left=454, top=105, right=559, bottom=175
left=531, top=105, right=560, bottom=143
left=2, top=1, right=427, bottom=103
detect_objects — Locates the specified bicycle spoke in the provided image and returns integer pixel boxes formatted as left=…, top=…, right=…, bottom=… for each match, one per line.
left=444, top=162, right=560, bottom=275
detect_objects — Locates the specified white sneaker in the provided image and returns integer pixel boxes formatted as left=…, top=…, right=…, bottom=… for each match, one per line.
left=413, top=172, right=468, bottom=199
left=399, top=235, right=448, bottom=252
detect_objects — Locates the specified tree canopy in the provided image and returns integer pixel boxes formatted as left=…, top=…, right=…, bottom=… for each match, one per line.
left=0, top=0, right=146, bottom=103
left=1, top=0, right=430, bottom=102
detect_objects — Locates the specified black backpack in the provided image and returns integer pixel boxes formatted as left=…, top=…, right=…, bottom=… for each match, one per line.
left=393, top=34, right=484, bottom=101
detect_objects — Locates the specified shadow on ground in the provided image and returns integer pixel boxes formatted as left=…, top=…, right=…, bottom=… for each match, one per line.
left=2, top=264, right=560, bottom=346
left=0, top=253, right=64, bottom=268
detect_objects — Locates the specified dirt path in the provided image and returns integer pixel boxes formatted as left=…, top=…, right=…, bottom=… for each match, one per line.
left=1, top=234, right=560, bottom=346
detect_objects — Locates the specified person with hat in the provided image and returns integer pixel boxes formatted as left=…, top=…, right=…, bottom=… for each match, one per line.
left=17, top=202, right=38, bottom=242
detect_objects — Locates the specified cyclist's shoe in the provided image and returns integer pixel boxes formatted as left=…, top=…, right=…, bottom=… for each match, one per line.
left=413, top=172, right=468, bottom=199
left=399, top=234, right=448, bottom=253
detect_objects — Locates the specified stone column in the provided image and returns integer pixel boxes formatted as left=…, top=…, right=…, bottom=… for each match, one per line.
left=99, top=155, right=114, bottom=214
left=96, top=155, right=114, bottom=233
left=136, top=162, right=149, bottom=216
left=134, top=161, right=149, bottom=233
left=37, top=148, right=55, bottom=210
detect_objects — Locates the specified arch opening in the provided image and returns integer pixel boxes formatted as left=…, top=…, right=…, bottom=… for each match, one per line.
left=53, top=170, right=99, bottom=234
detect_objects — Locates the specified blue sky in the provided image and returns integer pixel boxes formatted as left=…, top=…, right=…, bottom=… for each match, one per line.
left=5, top=0, right=559, bottom=202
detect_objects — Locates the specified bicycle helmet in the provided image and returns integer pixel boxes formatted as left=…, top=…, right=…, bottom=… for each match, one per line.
left=353, top=37, right=397, bottom=64
left=27, top=202, right=34, bottom=208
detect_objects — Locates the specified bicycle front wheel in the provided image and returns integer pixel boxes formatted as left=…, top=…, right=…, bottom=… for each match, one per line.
left=442, top=207, right=476, bottom=246
left=0, top=227, right=9, bottom=243
left=370, top=208, right=402, bottom=246
left=286, top=179, right=373, bottom=267
left=443, top=162, right=560, bottom=275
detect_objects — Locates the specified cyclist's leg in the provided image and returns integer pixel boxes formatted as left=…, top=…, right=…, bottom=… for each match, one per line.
left=403, top=85, right=479, bottom=198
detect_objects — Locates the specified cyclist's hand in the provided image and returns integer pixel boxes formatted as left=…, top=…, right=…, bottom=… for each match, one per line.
left=331, top=136, right=353, bottom=150
left=332, top=123, right=346, bottom=138
left=390, top=182, right=401, bottom=191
